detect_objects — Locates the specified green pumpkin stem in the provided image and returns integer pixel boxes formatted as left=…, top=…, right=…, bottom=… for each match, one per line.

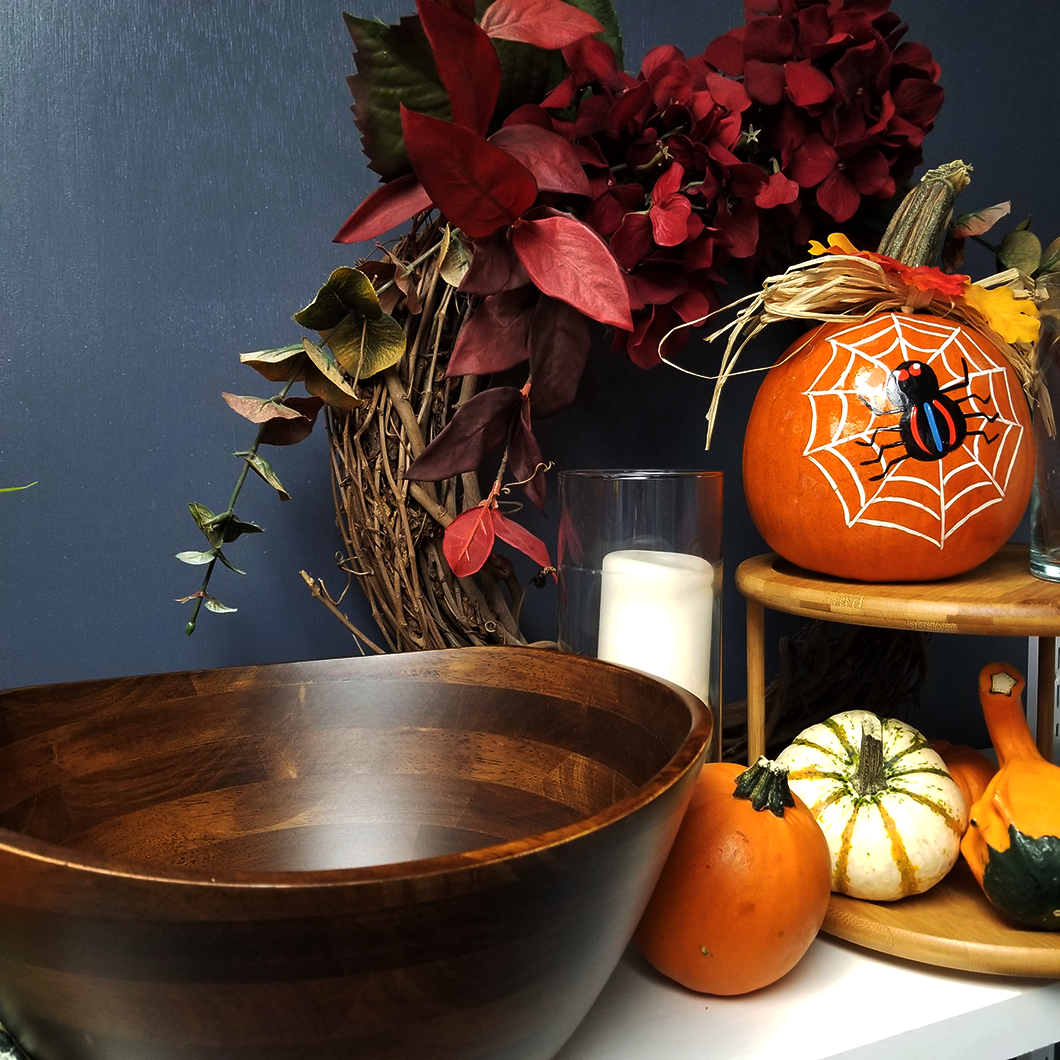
left=733, top=756, right=797, bottom=818
left=852, top=718, right=887, bottom=796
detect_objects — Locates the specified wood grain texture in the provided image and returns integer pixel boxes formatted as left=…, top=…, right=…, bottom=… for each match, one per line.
left=736, top=545, right=1060, bottom=637
left=823, top=860, right=1060, bottom=977
left=0, top=647, right=713, bottom=1060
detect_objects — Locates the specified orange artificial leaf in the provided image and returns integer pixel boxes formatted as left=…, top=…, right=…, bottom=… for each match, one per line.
left=443, top=504, right=496, bottom=576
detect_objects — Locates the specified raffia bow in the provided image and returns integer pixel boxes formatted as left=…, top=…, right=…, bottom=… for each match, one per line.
left=667, top=240, right=1045, bottom=446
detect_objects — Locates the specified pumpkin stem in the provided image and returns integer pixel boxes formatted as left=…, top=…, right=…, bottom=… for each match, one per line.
left=875, top=160, right=972, bottom=267
left=733, top=756, right=797, bottom=818
left=852, top=718, right=887, bottom=796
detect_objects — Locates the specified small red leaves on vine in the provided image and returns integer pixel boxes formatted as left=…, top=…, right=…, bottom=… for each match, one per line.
left=443, top=503, right=496, bottom=577
left=492, top=510, right=554, bottom=575
left=258, top=396, right=325, bottom=446
left=511, top=213, right=633, bottom=329
left=507, top=397, right=547, bottom=511
left=401, top=107, right=538, bottom=239
left=527, top=296, right=591, bottom=417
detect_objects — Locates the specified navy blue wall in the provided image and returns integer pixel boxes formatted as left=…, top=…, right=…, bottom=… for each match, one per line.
left=2, top=0, right=1058, bottom=746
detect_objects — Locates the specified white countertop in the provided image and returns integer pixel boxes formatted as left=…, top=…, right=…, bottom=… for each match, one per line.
left=556, top=934, right=1060, bottom=1060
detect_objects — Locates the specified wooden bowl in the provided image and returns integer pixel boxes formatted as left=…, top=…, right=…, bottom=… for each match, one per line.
left=0, top=646, right=711, bottom=1060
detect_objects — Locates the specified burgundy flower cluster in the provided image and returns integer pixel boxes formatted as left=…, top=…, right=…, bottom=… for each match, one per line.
left=330, top=0, right=942, bottom=576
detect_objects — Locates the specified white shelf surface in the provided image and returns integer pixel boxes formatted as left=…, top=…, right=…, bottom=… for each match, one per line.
left=556, top=935, right=1060, bottom=1060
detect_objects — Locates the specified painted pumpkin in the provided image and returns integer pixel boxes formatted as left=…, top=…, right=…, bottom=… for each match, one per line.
left=742, top=312, right=1034, bottom=582
left=776, top=710, right=967, bottom=900
left=961, top=662, right=1060, bottom=930
left=634, top=758, right=831, bottom=995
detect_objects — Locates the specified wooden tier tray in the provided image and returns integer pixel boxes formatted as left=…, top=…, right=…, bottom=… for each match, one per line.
left=822, top=860, right=1060, bottom=978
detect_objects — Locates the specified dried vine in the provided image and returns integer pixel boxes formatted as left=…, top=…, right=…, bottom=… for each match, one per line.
left=322, top=217, right=532, bottom=652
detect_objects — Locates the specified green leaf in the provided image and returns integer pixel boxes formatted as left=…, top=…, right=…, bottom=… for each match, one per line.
left=301, top=338, right=364, bottom=411
left=210, top=514, right=264, bottom=543
left=326, top=311, right=408, bottom=379
left=1039, top=235, right=1060, bottom=275
left=176, top=549, right=216, bottom=565
left=439, top=228, right=472, bottom=287
left=294, top=267, right=384, bottom=331
left=344, top=13, right=451, bottom=180
left=998, top=228, right=1042, bottom=275
left=0, top=481, right=36, bottom=492
left=213, top=549, right=246, bottom=576
left=203, top=595, right=238, bottom=614
left=239, top=345, right=307, bottom=383
left=237, top=452, right=290, bottom=501
left=189, top=502, right=224, bottom=547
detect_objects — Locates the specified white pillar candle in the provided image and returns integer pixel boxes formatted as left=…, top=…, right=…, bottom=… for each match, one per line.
left=597, top=549, right=714, bottom=703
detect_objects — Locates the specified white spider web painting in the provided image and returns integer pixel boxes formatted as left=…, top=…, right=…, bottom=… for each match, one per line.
left=802, top=315, right=1027, bottom=548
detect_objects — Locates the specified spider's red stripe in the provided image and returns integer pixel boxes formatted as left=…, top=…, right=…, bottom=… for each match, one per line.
left=932, top=400, right=958, bottom=446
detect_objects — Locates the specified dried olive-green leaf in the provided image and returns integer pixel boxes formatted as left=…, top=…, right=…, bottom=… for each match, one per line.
left=203, top=595, right=238, bottom=614
left=294, top=267, right=383, bottom=331
left=222, top=393, right=306, bottom=424
left=439, top=229, right=471, bottom=287
left=237, top=451, right=290, bottom=501
left=1039, top=235, right=1060, bottom=275
left=189, top=502, right=223, bottom=547
left=207, top=514, right=264, bottom=543
left=213, top=549, right=246, bottom=575
left=176, top=549, right=216, bottom=565
left=239, top=346, right=307, bottom=383
left=327, top=311, right=407, bottom=379
left=300, top=338, right=363, bottom=409
left=998, top=228, right=1042, bottom=275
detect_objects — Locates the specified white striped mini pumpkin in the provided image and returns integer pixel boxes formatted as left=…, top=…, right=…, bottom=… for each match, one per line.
left=775, top=710, right=968, bottom=901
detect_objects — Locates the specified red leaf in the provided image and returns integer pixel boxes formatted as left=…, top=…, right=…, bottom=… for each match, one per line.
left=512, top=213, right=633, bottom=330
left=447, top=288, right=535, bottom=377
left=488, top=125, right=590, bottom=196
left=406, top=386, right=522, bottom=481
left=492, top=510, right=555, bottom=574
left=401, top=107, right=538, bottom=239
left=333, top=173, right=432, bottom=244
left=259, top=396, right=325, bottom=446
left=416, top=0, right=500, bottom=135
left=443, top=504, right=496, bottom=577
left=528, top=296, right=591, bottom=417
left=480, top=0, right=603, bottom=49
left=507, top=399, right=547, bottom=511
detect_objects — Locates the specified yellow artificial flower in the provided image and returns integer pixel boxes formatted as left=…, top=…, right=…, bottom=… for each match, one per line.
left=961, top=283, right=1040, bottom=345
left=808, top=232, right=860, bottom=256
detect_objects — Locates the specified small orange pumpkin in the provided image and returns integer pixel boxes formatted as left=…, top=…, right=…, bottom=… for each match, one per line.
left=742, top=312, right=1034, bottom=582
left=930, top=739, right=998, bottom=818
left=634, top=758, right=832, bottom=995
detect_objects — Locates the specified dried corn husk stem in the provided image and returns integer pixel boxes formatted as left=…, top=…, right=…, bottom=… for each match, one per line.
left=315, top=215, right=532, bottom=652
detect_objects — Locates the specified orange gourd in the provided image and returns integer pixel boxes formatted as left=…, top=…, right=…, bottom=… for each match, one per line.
left=930, top=739, right=998, bottom=817
left=634, top=757, right=832, bottom=995
left=961, top=662, right=1060, bottom=930
left=742, top=313, right=1034, bottom=582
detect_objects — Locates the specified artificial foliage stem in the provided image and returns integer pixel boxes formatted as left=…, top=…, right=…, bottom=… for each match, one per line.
left=185, top=370, right=300, bottom=636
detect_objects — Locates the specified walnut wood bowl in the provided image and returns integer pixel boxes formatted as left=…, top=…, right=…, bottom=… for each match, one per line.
left=0, top=646, right=711, bottom=1060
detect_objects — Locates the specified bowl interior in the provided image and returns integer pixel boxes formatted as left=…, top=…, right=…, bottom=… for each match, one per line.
left=0, top=649, right=703, bottom=875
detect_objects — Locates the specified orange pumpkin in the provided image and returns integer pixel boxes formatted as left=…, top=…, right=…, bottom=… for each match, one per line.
left=930, top=738, right=998, bottom=818
left=634, top=758, right=832, bottom=996
left=742, top=312, right=1034, bottom=582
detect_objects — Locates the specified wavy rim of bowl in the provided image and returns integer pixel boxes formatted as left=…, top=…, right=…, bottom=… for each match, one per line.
left=0, top=651, right=713, bottom=890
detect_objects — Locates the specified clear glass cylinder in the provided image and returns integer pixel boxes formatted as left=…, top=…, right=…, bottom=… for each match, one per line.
left=1031, top=278, right=1060, bottom=581
left=557, top=469, right=723, bottom=760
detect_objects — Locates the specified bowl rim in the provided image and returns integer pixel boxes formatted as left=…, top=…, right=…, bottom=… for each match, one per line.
left=0, top=648, right=713, bottom=890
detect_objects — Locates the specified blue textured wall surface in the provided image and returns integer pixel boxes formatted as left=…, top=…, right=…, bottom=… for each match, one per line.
left=2, top=0, right=1058, bottom=744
